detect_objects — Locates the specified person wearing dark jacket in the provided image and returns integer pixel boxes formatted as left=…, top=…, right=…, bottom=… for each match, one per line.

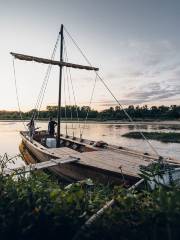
left=48, top=117, right=57, bottom=136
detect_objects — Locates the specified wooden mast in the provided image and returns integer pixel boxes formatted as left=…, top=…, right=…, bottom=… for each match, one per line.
left=57, top=24, right=64, bottom=147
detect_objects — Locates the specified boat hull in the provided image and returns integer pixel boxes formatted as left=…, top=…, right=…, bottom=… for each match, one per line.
left=20, top=132, right=138, bottom=186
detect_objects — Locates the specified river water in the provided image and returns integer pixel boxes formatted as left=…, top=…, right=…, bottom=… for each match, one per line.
left=0, top=121, right=180, bottom=167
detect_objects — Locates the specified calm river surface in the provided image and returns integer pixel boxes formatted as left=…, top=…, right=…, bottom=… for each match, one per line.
left=0, top=121, right=180, bottom=167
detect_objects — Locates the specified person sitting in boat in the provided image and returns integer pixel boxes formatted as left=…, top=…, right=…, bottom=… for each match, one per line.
left=27, top=118, right=35, bottom=141
left=48, top=117, right=57, bottom=136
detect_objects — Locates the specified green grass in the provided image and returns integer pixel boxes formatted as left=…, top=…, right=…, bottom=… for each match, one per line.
left=1, top=158, right=180, bottom=240
left=0, top=171, right=114, bottom=240
left=122, top=131, right=180, bottom=143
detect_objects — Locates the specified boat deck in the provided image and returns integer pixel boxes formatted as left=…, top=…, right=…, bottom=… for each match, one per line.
left=20, top=131, right=180, bottom=183
left=48, top=147, right=156, bottom=178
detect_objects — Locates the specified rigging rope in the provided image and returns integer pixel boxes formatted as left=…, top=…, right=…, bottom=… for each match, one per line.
left=36, top=67, right=52, bottom=119
left=63, top=68, right=68, bottom=136
left=64, top=37, right=99, bottom=140
left=33, top=33, right=60, bottom=120
left=63, top=42, right=74, bottom=136
left=12, top=58, right=28, bottom=130
left=64, top=26, right=159, bottom=157
left=12, top=32, right=60, bottom=135
left=13, top=25, right=163, bottom=158
left=65, top=65, right=74, bottom=135
left=80, top=74, right=98, bottom=137
left=64, top=40, right=81, bottom=138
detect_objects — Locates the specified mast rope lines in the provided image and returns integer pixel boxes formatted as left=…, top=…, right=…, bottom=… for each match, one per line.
left=63, top=26, right=160, bottom=158
left=62, top=67, right=68, bottom=136
left=12, top=58, right=28, bottom=131
left=63, top=41, right=81, bottom=138
left=63, top=39, right=98, bottom=140
left=80, top=74, right=98, bottom=138
left=11, top=24, right=164, bottom=160
left=12, top=32, right=60, bottom=130
left=35, top=33, right=60, bottom=120
left=10, top=24, right=99, bottom=148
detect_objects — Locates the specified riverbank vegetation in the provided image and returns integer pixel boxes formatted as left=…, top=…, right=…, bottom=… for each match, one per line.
left=0, top=170, right=113, bottom=240
left=123, top=131, right=180, bottom=143
left=1, top=104, right=180, bottom=120
left=1, top=158, right=180, bottom=239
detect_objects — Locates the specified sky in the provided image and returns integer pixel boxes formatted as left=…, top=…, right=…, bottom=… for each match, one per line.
left=0, top=0, right=180, bottom=111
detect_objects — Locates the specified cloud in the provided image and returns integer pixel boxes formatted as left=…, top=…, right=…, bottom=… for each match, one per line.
left=124, top=77, right=180, bottom=104
left=96, top=39, right=180, bottom=109
left=119, top=39, right=178, bottom=70
left=105, top=40, right=179, bottom=82
left=98, top=76, right=180, bottom=108
left=174, top=69, right=180, bottom=77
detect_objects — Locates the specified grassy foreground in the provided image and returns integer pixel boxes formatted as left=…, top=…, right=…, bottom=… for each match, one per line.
left=122, top=131, right=180, bottom=143
left=1, top=164, right=180, bottom=240
left=0, top=171, right=113, bottom=240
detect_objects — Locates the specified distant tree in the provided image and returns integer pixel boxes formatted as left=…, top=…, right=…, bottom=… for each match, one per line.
left=1, top=104, right=180, bottom=120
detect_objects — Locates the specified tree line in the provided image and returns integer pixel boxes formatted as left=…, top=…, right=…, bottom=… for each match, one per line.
left=0, top=104, right=180, bottom=120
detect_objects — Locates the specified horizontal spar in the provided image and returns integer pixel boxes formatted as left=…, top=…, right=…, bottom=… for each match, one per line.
left=10, top=52, right=99, bottom=71
left=3, top=156, right=80, bottom=176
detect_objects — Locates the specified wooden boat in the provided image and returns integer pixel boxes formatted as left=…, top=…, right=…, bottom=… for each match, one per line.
left=12, top=25, right=180, bottom=186
left=19, top=129, right=180, bottom=186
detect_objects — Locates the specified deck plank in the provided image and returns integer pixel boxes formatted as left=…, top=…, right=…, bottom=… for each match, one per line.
left=79, top=151, right=150, bottom=177
left=48, top=147, right=152, bottom=177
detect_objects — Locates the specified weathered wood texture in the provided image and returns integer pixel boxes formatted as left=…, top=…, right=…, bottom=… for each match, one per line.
left=4, top=156, right=79, bottom=175
left=10, top=52, right=99, bottom=71
left=48, top=147, right=152, bottom=178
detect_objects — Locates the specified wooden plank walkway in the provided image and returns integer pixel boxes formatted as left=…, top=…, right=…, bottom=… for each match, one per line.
left=48, top=147, right=158, bottom=178
left=3, top=156, right=79, bottom=176
left=79, top=150, right=150, bottom=177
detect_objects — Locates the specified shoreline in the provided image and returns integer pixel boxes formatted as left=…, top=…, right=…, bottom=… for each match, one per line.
left=0, top=119, right=180, bottom=125
left=123, top=131, right=180, bottom=143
